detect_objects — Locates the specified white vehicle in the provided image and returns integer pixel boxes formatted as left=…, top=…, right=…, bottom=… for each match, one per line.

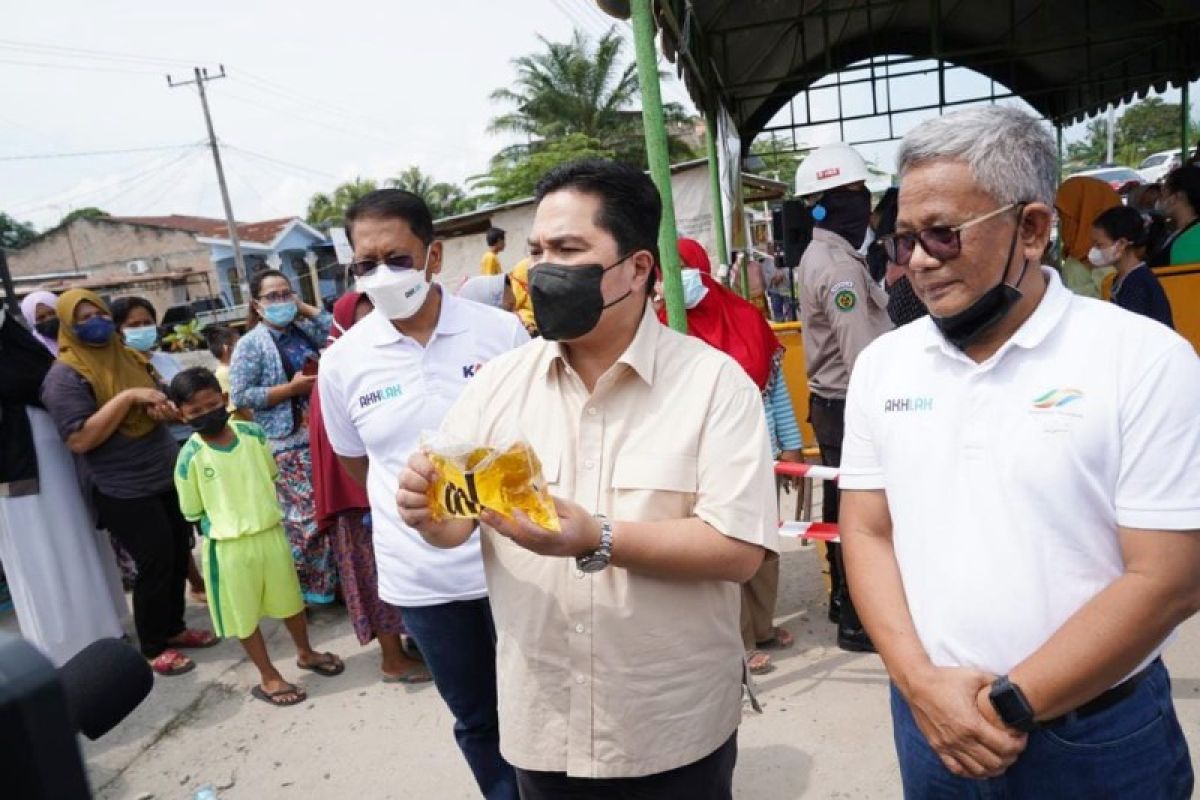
left=1138, top=150, right=1182, bottom=183
left=1067, top=165, right=1144, bottom=194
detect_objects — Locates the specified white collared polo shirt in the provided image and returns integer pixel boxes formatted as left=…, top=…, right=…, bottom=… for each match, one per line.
left=318, top=290, right=530, bottom=607
left=841, top=268, right=1200, bottom=675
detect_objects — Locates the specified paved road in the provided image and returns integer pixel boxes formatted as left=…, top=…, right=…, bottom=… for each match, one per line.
left=43, top=537, right=1200, bottom=800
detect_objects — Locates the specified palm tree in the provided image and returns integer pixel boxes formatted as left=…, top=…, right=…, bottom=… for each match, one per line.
left=388, top=166, right=474, bottom=219
left=306, top=178, right=378, bottom=227
left=489, top=27, right=696, bottom=168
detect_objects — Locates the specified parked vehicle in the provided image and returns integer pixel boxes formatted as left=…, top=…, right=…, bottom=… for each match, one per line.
left=1139, top=150, right=1182, bottom=183
left=162, top=297, right=247, bottom=329
left=1067, top=165, right=1144, bottom=195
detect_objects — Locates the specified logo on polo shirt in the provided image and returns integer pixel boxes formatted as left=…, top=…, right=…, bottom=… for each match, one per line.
left=358, top=382, right=404, bottom=409
left=884, top=396, right=933, bottom=413
left=1032, top=388, right=1083, bottom=410
left=462, top=362, right=483, bottom=379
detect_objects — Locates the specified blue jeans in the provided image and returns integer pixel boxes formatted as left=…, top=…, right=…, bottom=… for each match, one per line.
left=890, top=659, right=1193, bottom=799
left=399, top=598, right=517, bottom=800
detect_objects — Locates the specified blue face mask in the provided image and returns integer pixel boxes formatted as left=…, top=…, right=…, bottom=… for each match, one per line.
left=122, top=326, right=158, bottom=352
left=681, top=268, right=708, bottom=309
left=262, top=301, right=298, bottom=327
left=74, top=316, right=116, bottom=346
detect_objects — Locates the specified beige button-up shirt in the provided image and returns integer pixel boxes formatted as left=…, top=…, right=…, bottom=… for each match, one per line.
left=440, top=307, right=779, bottom=778
left=799, top=228, right=893, bottom=398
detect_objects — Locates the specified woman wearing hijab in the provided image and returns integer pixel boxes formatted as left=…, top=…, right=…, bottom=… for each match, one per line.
left=1055, top=176, right=1122, bottom=298
left=21, top=290, right=61, bottom=356
left=655, top=238, right=803, bottom=675
left=310, top=292, right=430, bottom=684
left=40, top=289, right=216, bottom=675
left=0, top=302, right=126, bottom=666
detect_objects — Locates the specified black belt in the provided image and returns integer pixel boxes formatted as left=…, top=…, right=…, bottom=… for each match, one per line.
left=809, top=394, right=846, bottom=409
left=1042, top=659, right=1158, bottom=728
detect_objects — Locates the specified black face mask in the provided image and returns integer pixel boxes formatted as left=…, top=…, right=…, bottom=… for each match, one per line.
left=814, top=186, right=872, bottom=249
left=35, top=318, right=59, bottom=339
left=529, top=255, right=634, bottom=341
left=188, top=407, right=230, bottom=437
left=931, top=210, right=1030, bottom=351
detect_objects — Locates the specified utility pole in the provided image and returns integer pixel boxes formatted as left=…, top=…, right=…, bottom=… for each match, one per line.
left=1105, top=105, right=1116, bottom=164
left=168, top=66, right=248, bottom=303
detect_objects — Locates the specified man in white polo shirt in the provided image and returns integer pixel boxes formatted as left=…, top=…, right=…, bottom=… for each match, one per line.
left=318, top=189, right=528, bottom=800
left=841, top=105, right=1200, bottom=799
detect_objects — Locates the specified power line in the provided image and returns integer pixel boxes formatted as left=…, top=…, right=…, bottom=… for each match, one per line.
left=0, top=142, right=201, bottom=162
left=10, top=147, right=202, bottom=216
left=224, top=144, right=343, bottom=182
left=0, top=57, right=160, bottom=75
left=0, top=38, right=201, bottom=67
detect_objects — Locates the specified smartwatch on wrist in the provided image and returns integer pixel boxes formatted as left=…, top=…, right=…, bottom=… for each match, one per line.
left=576, top=515, right=613, bottom=573
left=988, top=675, right=1037, bottom=732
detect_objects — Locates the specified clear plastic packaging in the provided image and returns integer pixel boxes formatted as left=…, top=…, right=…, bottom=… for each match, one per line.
left=421, top=433, right=560, bottom=532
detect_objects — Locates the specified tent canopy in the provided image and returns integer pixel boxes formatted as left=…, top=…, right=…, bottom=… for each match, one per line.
left=655, top=0, right=1200, bottom=144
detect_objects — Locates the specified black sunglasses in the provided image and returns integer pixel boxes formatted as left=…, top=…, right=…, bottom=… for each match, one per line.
left=347, top=254, right=420, bottom=278
left=881, top=203, right=1023, bottom=266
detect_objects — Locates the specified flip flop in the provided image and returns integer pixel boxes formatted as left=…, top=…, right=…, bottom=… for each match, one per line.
left=746, top=650, right=775, bottom=676
left=150, top=649, right=195, bottom=676
left=169, top=629, right=220, bottom=649
left=251, top=683, right=307, bottom=707
left=382, top=664, right=433, bottom=685
left=756, top=626, right=796, bottom=651
left=296, top=651, right=344, bottom=677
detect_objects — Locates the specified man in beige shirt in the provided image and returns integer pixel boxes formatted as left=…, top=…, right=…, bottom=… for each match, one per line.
left=795, top=142, right=893, bottom=654
left=397, top=159, right=778, bottom=798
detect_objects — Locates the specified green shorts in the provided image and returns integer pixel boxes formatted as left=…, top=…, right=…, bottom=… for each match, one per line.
left=201, top=525, right=304, bottom=640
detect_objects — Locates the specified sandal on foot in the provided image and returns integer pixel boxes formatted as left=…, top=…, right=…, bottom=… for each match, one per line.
left=746, top=650, right=774, bottom=675
left=169, top=629, right=220, bottom=649
left=150, top=649, right=195, bottom=676
left=251, top=683, right=306, bottom=707
left=297, top=651, right=344, bottom=677
left=382, top=664, right=432, bottom=685
left=756, top=626, right=796, bottom=650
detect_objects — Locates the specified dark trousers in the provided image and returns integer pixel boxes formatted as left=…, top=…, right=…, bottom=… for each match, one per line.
left=891, top=660, right=1192, bottom=799
left=398, top=598, right=517, bottom=800
left=808, top=394, right=863, bottom=633
left=516, top=732, right=738, bottom=800
left=94, top=487, right=191, bottom=658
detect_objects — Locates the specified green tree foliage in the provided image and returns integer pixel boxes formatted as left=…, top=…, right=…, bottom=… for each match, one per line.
left=387, top=166, right=475, bottom=220
left=306, top=178, right=378, bottom=227
left=58, top=207, right=108, bottom=227
left=1065, top=98, right=1197, bottom=169
left=474, top=134, right=616, bottom=204
left=749, top=134, right=802, bottom=183
left=488, top=27, right=696, bottom=174
left=0, top=212, right=37, bottom=249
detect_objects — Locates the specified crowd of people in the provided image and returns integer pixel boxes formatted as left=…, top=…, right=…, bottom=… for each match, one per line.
left=0, top=103, right=1198, bottom=799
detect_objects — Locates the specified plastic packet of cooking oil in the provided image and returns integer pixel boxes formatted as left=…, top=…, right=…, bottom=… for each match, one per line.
left=421, top=432, right=560, bottom=532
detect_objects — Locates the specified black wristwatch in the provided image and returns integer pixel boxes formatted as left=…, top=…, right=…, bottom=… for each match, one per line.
left=988, top=675, right=1038, bottom=732
left=576, top=516, right=613, bottom=574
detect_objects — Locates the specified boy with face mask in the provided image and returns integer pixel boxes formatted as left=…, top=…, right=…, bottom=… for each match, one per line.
left=794, top=142, right=893, bottom=653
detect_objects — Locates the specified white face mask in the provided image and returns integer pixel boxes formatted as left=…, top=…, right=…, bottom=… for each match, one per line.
left=356, top=247, right=432, bottom=320
left=1087, top=244, right=1119, bottom=267
left=681, top=268, right=708, bottom=309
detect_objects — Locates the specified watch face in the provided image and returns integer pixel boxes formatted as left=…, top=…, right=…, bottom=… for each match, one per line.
left=578, top=555, right=607, bottom=573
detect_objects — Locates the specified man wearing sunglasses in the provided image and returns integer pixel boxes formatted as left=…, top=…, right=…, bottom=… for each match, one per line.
left=794, top=141, right=893, bottom=654
left=840, top=105, right=1200, bottom=798
left=318, top=189, right=529, bottom=799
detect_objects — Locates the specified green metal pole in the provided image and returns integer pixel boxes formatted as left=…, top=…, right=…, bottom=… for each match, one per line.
left=631, top=0, right=686, bottom=333
left=704, top=109, right=729, bottom=270
left=1182, top=79, right=1191, bottom=164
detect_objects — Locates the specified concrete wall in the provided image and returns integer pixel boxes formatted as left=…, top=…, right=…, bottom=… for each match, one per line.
left=8, top=218, right=217, bottom=313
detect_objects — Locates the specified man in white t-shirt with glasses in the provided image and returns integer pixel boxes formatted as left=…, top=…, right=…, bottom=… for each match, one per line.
left=319, top=189, right=528, bottom=800
left=840, top=105, right=1200, bottom=798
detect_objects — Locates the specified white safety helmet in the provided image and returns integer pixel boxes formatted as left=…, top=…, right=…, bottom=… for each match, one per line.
left=795, top=142, right=869, bottom=197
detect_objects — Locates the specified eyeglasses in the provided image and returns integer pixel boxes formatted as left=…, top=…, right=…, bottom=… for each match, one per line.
left=880, top=203, right=1022, bottom=266
left=347, top=254, right=420, bottom=278
left=258, top=290, right=294, bottom=304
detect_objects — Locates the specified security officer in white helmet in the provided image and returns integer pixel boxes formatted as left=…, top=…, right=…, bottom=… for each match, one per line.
left=795, top=142, right=893, bottom=652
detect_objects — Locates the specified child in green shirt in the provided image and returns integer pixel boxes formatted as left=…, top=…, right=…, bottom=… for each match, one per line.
left=169, top=367, right=343, bottom=707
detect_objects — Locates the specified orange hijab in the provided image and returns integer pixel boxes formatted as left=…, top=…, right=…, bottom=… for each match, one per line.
left=56, top=289, right=159, bottom=439
left=1056, top=177, right=1121, bottom=263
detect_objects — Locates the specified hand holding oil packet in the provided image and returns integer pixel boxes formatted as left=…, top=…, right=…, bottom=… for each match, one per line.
left=421, top=432, right=560, bottom=532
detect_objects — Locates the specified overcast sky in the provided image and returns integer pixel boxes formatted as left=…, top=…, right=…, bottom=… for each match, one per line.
left=2, top=1, right=1195, bottom=231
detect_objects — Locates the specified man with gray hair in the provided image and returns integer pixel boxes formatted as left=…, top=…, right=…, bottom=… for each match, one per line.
left=840, top=104, right=1200, bottom=797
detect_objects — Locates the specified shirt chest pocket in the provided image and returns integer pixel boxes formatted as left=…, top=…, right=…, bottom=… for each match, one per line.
left=608, top=452, right=698, bottom=522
